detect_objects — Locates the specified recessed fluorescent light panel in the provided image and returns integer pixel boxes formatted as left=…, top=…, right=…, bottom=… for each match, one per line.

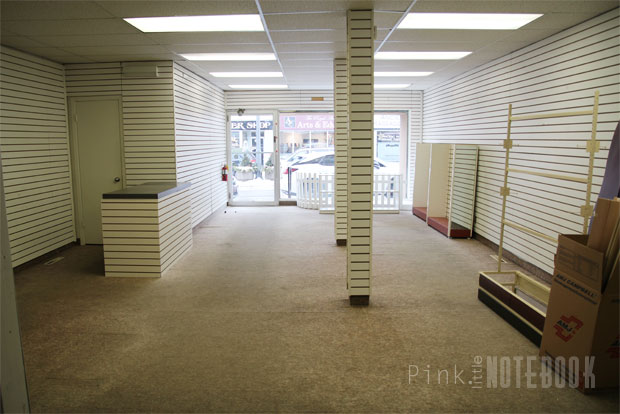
left=375, top=51, right=471, bottom=60
left=375, top=71, right=433, bottom=77
left=210, top=72, right=283, bottom=78
left=181, top=53, right=276, bottom=61
left=375, top=84, right=411, bottom=89
left=398, top=13, right=542, bottom=30
left=124, top=15, right=264, bottom=32
left=228, top=85, right=288, bottom=89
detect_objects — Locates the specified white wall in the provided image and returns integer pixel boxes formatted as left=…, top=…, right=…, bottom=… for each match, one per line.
left=0, top=46, right=76, bottom=267
left=225, top=89, right=423, bottom=200
left=422, top=8, right=620, bottom=274
left=173, top=64, right=227, bottom=227
left=65, top=62, right=177, bottom=186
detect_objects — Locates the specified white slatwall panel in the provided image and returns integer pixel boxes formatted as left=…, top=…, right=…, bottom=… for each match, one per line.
left=423, top=8, right=620, bottom=274
left=102, top=189, right=192, bottom=277
left=173, top=64, right=227, bottom=227
left=334, top=58, right=348, bottom=242
left=65, top=62, right=177, bottom=186
left=0, top=46, right=75, bottom=267
left=225, top=90, right=334, bottom=111
left=347, top=10, right=374, bottom=298
left=450, top=145, right=478, bottom=230
left=446, top=145, right=454, bottom=220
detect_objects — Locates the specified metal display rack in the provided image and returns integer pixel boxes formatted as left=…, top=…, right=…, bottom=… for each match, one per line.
left=478, top=90, right=600, bottom=345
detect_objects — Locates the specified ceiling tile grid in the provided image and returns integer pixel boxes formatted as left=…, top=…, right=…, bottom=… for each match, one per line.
left=0, top=0, right=617, bottom=90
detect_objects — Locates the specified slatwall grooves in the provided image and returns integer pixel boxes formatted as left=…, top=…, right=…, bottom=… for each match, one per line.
left=102, top=189, right=192, bottom=277
left=173, top=64, right=227, bottom=227
left=0, top=46, right=75, bottom=267
left=122, top=63, right=176, bottom=185
left=446, top=146, right=454, bottom=220
left=450, top=146, right=478, bottom=230
left=422, top=8, right=620, bottom=274
left=376, top=90, right=423, bottom=200
left=225, top=90, right=334, bottom=111
left=65, top=62, right=177, bottom=186
left=347, top=10, right=373, bottom=297
left=65, top=63, right=122, bottom=96
left=334, top=58, right=348, bottom=241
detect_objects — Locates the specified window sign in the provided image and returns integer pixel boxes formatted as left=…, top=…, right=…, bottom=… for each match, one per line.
left=231, top=120, right=273, bottom=130
left=280, top=114, right=334, bottom=130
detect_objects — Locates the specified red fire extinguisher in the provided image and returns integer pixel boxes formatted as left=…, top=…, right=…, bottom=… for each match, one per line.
left=221, top=164, right=228, bottom=181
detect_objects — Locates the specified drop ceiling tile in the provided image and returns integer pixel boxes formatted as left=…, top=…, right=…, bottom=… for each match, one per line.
left=0, top=1, right=113, bottom=20
left=264, top=0, right=410, bottom=13
left=187, top=61, right=282, bottom=72
left=266, top=12, right=345, bottom=31
left=374, top=61, right=449, bottom=71
left=281, top=61, right=334, bottom=68
left=278, top=52, right=338, bottom=60
left=260, top=1, right=363, bottom=13
left=171, top=44, right=274, bottom=53
left=144, top=32, right=270, bottom=45
left=380, top=40, right=486, bottom=51
left=0, top=36, right=51, bottom=49
left=2, top=18, right=139, bottom=36
left=64, top=45, right=172, bottom=56
left=90, top=53, right=183, bottom=61
left=411, top=0, right=619, bottom=14
left=270, top=30, right=345, bottom=43
left=388, top=29, right=513, bottom=43
left=34, top=33, right=157, bottom=48
left=276, top=42, right=346, bottom=53
left=376, top=28, right=390, bottom=42
left=9, top=46, right=85, bottom=61
left=374, top=11, right=402, bottom=29
left=95, top=0, right=258, bottom=18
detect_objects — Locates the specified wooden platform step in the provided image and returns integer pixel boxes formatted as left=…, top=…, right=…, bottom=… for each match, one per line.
left=427, top=216, right=471, bottom=238
left=412, top=206, right=427, bottom=221
left=478, top=271, right=549, bottom=346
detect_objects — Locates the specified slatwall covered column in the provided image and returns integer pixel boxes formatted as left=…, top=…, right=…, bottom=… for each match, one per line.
left=0, top=46, right=76, bottom=267
left=334, top=58, right=348, bottom=244
left=347, top=10, right=374, bottom=304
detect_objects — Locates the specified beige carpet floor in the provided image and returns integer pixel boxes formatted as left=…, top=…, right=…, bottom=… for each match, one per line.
left=14, top=207, right=619, bottom=413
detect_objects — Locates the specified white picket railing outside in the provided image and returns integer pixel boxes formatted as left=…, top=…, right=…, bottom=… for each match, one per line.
left=296, top=173, right=321, bottom=209
left=297, top=173, right=400, bottom=212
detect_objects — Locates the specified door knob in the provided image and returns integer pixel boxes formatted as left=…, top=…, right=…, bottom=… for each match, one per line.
left=114, top=177, right=121, bottom=183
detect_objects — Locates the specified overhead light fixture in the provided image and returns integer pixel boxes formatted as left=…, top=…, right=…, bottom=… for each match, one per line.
left=374, top=84, right=411, bottom=89
left=124, top=15, right=264, bottom=32
left=375, top=71, right=433, bottom=77
left=210, top=72, right=283, bottom=78
left=181, top=53, right=276, bottom=61
left=228, top=85, right=288, bottom=89
left=375, top=51, right=471, bottom=60
left=398, top=13, right=542, bottom=30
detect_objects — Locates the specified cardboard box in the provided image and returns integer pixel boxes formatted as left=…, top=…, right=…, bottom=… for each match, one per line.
left=540, top=234, right=619, bottom=393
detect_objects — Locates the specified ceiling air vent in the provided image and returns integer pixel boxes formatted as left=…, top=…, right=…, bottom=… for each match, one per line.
left=122, top=62, right=160, bottom=78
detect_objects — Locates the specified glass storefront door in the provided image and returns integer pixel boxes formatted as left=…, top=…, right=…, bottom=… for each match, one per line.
left=228, top=112, right=278, bottom=205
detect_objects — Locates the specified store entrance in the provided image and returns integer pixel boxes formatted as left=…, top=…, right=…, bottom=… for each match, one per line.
left=228, top=112, right=278, bottom=205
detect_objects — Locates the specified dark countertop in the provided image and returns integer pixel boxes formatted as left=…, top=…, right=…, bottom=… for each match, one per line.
left=102, top=182, right=191, bottom=199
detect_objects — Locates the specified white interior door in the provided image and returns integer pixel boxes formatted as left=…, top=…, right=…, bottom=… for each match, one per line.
left=70, top=98, right=123, bottom=244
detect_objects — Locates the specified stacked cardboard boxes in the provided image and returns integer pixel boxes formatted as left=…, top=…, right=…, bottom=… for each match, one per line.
left=540, top=198, right=619, bottom=392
